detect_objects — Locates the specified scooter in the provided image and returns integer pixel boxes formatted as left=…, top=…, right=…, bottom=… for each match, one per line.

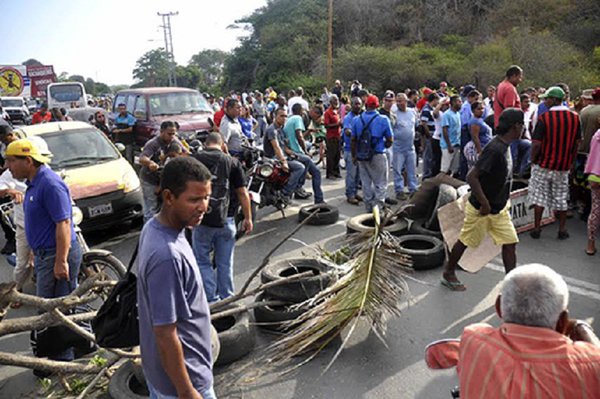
left=425, top=339, right=461, bottom=398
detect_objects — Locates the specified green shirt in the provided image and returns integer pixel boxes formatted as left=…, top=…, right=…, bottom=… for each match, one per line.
left=283, top=114, right=305, bottom=154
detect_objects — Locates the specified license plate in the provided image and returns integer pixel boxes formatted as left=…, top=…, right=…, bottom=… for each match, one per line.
left=88, top=203, right=113, bottom=218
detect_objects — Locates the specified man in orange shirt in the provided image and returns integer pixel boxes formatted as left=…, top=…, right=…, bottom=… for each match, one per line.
left=494, top=65, right=523, bottom=128
left=427, top=263, right=600, bottom=398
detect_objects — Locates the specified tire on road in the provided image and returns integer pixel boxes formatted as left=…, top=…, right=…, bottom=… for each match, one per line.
left=346, top=214, right=408, bottom=236
left=397, top=234, right=446, bottom=271
left=211, top=305, right=255, bottom=366
left=108, top=360, right=149, bottom=399
left=425, top=184, right=458, bottom=231
left=261, top=258, right=332, bottom=303
left=298, top=204, right=339, bottom=226
left=408, top=219, right=443, bottom=240
left=253, top=293, right=308, bottom=332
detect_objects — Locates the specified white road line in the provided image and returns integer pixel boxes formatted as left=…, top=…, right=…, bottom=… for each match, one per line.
left=486, top=262, right=600, bottom=301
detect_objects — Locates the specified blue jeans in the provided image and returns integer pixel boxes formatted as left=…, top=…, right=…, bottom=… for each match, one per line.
left=393, top=146, right=418, bottom=193
left=282, top=159, right=305, bottom=197
left=147, top=379, right=217, bottom=399
left=192, top=217, right=236, bottom=303
left=344, top=150, right=360, bottom=199
left=511, top=139, right=532, bottom=176
left=34, top=239, right=82, bottom=361
left=142, top=180, right=160, bottom=223
left=294, top=153, right=324, bottom=203
left=358, top=153, right=388, bottom=212
left=422, top=137, right=433, bottom=179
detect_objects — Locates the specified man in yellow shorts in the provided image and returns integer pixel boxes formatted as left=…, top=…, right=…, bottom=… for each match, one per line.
left=442, top=108, right=525, bottom=291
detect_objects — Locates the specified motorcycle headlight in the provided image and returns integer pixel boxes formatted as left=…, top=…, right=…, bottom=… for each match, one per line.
left=258, top=164, right=274, bottom=178
left=121, top=168, right=141, bottom=193
left=72, top=206, right=84, bottom=226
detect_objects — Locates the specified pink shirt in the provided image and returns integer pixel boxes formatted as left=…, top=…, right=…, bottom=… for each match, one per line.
left=494, top=79, right=520, bottom=127
left=584, top=129, right=600, bottom=177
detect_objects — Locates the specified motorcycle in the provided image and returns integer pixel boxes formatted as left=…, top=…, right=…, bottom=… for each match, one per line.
left=0, top=201, right=126, bottom=297
left=234, top=145, right=290, bottom=239
left=425, top=339, right=461, bottom=398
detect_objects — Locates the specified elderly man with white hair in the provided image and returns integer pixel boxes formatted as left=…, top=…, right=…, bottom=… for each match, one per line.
left=426, top=264, right=600, bottom=398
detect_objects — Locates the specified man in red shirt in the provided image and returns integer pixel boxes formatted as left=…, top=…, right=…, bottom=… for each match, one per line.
left=427, top=263, right=600, bottom=398
left=324, top=94, right=342, bottom=179
left=494, top=65, right=523, bottom=127
left=31, top=103, right=51, bottom=125
left=528, top=86, right=581, bottom=240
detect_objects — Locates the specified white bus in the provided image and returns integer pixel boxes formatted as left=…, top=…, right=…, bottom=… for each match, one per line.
left=47, top=82, right=87, bottom=109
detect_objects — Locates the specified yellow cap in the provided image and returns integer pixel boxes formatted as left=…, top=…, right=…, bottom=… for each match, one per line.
left=6, top=138, right=52, bottom=164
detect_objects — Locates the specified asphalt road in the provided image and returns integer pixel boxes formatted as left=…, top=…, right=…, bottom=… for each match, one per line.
left=0, top=175, right=599, bottom=398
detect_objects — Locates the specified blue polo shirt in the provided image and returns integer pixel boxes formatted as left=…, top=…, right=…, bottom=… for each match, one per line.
left=351, top=111, right=393, bottom=154
left=342, top=112, right=360, bottom=151
left=114, top=113, right=136, bottom=127
left=24, top=165, right=75, bottom=250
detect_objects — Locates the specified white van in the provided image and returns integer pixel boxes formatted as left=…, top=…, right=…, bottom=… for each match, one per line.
left=47, top=82, right=87, bottom=109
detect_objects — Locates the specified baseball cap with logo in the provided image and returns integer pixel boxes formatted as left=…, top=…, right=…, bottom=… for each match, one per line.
left=5, top=138, right=52, bottom=164
left=539, top=86, right=565, bottom=100
left=383, top=90, right=395, bottom=100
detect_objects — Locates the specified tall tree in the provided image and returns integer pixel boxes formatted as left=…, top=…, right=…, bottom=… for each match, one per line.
left=132, top=49, right=170, bottom=87
left=189, top=49, right=229, bottom=86
left=22, top=58, right=43, bottom=66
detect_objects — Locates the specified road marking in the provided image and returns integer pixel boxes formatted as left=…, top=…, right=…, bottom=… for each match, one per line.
left=486, top=262, right=600, bottom=302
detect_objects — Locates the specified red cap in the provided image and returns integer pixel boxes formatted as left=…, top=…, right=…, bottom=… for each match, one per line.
left=365, top=95, right=379, bottom=108
left=423, top=87, right=433, bottom=95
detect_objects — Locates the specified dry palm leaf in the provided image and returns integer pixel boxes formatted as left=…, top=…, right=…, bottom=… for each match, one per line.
left=247, top=205, right=413, bottom=381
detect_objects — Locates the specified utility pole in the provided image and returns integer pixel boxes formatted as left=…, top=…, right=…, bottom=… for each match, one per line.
left=158, top=11, right=178, bottom=87
left=327, top=0, right=333, bottom=87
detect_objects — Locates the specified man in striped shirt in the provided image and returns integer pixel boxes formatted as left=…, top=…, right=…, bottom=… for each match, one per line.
left=426, top=264, right=600, bottom=398
left=528, top=86, right=581, bottom=240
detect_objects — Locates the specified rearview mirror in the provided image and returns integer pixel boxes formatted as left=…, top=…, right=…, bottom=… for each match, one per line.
left=115, top=143, right=126, bottom=153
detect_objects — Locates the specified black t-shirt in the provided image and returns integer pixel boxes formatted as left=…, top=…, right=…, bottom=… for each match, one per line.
left=95, top=122, right=111, bottom=137
left=468, top=136, right=513, bottom=214
left=263, top=123, right=289, bottom=159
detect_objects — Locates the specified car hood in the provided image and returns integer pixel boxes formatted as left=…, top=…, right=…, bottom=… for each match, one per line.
left=59, top=158, right=133, bottom=200
left=152, top=112, right=212, bottom=131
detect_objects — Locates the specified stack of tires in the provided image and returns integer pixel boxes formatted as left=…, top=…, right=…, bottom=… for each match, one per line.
left=210, top=304, right=256, bottom=367
left=254, top=258, right=332, bottom=332
left=346, top=214, right=408, bottom=235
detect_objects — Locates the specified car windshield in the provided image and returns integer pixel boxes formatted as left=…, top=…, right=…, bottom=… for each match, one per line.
left=2, top=99, right=23, bottom=107
left=149, top=91, right=212, bottom=115
left=42, top=128, right=120, bottom=169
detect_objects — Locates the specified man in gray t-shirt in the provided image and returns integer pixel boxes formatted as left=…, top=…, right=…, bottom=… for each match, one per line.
left=137, top=157, right=216, bottom=399
left=220, top=98, right=245, bottom=155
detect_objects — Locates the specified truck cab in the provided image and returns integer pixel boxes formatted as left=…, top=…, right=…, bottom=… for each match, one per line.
left=0, top=97, right=30, bottom=124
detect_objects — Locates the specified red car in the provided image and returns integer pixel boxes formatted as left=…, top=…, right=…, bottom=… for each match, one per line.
left=111, top=87, right=213, bottom=147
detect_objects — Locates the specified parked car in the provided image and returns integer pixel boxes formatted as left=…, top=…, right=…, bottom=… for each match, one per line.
left=0, top=97, right=30, bottom=124
left=110, top=87, right=213, bottom=147
left=14, top=121, right=143, bottom=231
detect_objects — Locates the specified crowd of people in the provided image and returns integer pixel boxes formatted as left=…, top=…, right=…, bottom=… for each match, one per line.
left=1, top=62, right=600, bottom=398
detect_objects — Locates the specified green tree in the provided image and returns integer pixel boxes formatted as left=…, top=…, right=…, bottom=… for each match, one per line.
left=189, top=49, right=229, bottom=86
left=22, top=58, right=43, bottom=66
left=175, top=65, right=203, bottom=90
left=132, top=48, right=170, bottom=87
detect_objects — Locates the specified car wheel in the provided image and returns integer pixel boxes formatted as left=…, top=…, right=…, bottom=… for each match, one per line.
left=260, top=258, right=332, bottom=303
left=397, top=234, right=446, bottom=271
left=346, top=214, right=408, bottom=236
left=211, top=305, right=255, bottom=366
left=298, top=204, right=339, bottom=226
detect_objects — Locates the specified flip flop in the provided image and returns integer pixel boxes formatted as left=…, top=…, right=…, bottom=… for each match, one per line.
left=586, top=249, right=597, bottom=256
left=441, top=277, right=466, bottom=291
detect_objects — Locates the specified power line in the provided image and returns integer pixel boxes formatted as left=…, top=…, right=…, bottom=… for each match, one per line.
left=158, top=11, right=178, bottom=87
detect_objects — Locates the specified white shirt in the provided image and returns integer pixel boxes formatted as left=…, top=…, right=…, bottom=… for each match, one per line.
left=0, top=169, right=27, bottom=227
left=484, top=97, right=494, bottom=117
left=523, top=103, right=538, bottom=140
left=433, top=110, right=444, bottom=140
left=287, top=96, right=309, bottom=113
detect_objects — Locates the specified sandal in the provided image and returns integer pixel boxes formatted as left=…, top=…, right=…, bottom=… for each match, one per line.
left=586, top=249, right=597, bottom=256
left=441, top=276, right=466, bottom=291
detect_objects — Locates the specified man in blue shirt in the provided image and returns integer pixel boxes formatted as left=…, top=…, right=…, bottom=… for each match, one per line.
left=137, top=156, right=216, bottom=399
left=393, top=93, right=418, bottom=200
left=5, top=138, right=82, bottom=367
left=113, top=103, right=137, bottom=164
left=343, top=97, right=362, bottom=205
left=351, top=95, right=393, bottom=212
left=441, top=95, right=463, bottom=177
left=459, top=90, right=484, bottom=179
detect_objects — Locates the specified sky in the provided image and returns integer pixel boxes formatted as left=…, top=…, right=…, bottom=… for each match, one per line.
left=0, top=0, right=267, bottom=86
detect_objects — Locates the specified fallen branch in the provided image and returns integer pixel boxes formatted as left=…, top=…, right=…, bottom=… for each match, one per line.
left=211, top=299, right=288, bottom=320
left=0, top=311, right=97, bottom=336
left=75, top=356, right=120, bottom=399
left=0, top=351, right=100, bottom=374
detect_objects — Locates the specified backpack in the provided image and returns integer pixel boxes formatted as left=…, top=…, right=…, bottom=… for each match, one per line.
left=195, top=151, right=231, bottom=228
left=91, top=246, right=139, bottom=348
left=356, top=114, right=378, bottom=161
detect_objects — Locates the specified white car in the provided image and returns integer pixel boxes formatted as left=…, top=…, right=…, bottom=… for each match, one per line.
left=0, top=97, right=30, bottom=124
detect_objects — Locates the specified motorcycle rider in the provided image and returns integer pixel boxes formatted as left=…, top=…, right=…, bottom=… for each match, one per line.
left=263, top=107, right=307, bottom=203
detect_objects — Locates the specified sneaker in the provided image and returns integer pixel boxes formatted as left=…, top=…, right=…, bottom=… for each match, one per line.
left=395, top=192, right=408, bottom=201
left=294, top=189, right=312, bottom=199
left=1, top=239, right=15, bottom=255
left=347, top=197, right=360, bottom=205
left=355, top=194, right=363, bottom=201
left=384, top=197, right=398, bottom=205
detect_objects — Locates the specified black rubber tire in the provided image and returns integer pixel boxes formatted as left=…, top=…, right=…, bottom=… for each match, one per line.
left=108, top=360, right=149, bottom=399
left=253, top=293, right=308, bottom=332
left=397, top=234, right=446, bottom=271
left=407, top=218, right=444, bottom=240
left=211, top=305, right=255, bottom=366
left=260, top=258, right=332, bottom=303
left=298, top=204, right=339, bottom=226
left=346, top=214, right=408, bottom=236
left=81, top=252, right=127, bottom=280
left=425, top=184, right=458, bottom=231
left=210, top=324, right=220, bottom=366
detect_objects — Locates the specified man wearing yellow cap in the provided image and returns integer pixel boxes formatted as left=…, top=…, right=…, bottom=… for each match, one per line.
left=4, top=138, right=82, bottom=370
